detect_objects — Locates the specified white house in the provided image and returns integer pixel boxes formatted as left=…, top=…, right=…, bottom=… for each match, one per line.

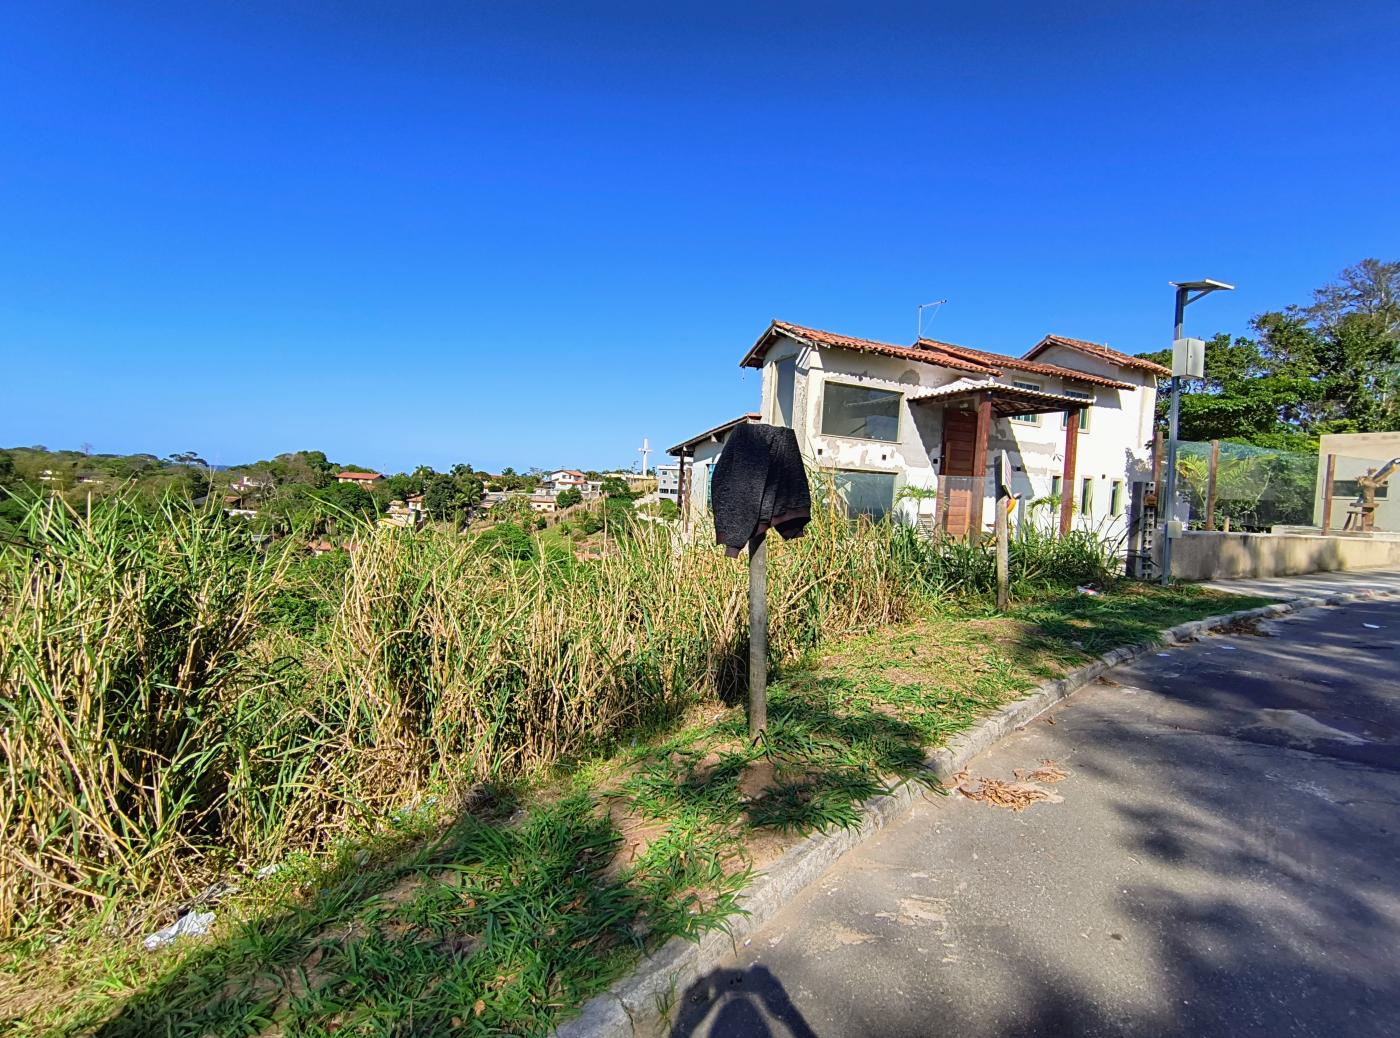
left=675, top=321, right=1165, bottom=539
left=667, top=413, right=762, bottom=527
left=539, top=469, right=589, bottom=497
left=655, top=463, right=680, bottom=503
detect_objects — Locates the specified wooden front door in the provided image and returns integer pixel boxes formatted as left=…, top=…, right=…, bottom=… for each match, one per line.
left=940, top=408, right=978, bottom=536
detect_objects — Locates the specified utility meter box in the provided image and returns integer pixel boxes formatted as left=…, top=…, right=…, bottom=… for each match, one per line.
left=1172, top=337, right=1205, bottom=379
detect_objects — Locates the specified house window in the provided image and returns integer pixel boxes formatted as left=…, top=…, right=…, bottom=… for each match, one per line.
left=821, top=381, right=901, bottom=442
left=1061, top=389, right=1093, bottom=432
left=774, top=357, right=796, bottom=428
left=1051, top=475, right=1062, bottom=500
left=835, top=470, right=896, bottom=520
left=1009, top=381, right=1042, bottom=425
left=1080, top=477, right=1094, bottom=516
left=1110, top=479, right=1124, bottom=517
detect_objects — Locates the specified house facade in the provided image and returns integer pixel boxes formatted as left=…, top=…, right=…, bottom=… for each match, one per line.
left=336, top=471, right=384, bottom=486
left=655, top=463, right=680, bottom=503
left=675, top=321, right=1165, bottom=538
left=539, top=469, right=590, bottom=497
left=667, top=413, right=762, bottom=527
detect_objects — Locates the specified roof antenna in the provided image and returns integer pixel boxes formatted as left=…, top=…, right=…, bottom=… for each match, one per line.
left=917, top=300, right=948, bottom=341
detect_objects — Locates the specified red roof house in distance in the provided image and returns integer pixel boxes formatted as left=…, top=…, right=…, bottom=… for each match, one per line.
left=336, top=471, right=385, bottom=485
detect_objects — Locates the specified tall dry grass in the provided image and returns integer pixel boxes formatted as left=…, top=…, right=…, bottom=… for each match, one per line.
left=0, top=494, right=923, bottom=935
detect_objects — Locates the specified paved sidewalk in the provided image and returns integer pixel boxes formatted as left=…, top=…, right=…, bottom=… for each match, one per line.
left=668, top=580, right=1400, bottom=1037
left=1200, top=566, right=1400, bottom=600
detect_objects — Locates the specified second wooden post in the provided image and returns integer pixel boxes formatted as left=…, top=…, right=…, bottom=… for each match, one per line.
left=748, top=531, right=768, bottom=738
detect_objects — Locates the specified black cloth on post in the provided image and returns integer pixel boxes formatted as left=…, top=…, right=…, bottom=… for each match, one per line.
left=710, top=422, right=811, bottom=557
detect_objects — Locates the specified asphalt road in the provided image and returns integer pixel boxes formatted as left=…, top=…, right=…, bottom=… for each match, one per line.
left=667, top=595, right=1400, bottom=1038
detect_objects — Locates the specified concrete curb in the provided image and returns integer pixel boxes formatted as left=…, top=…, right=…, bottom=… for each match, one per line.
left=556, top=586, right=1395, bottom=1037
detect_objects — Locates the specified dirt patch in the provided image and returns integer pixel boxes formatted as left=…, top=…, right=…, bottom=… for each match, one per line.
left=741, top=827, right=800, bottom=873
left=738, top=759, right=779, bottom=801
left=601, top=802, right=669, bottom=881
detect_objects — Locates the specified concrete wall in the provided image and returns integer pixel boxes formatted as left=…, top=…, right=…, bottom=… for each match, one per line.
left=1163, top=530, right=1400, bottom=582
left=1313, top=430, right=1400, bottom=531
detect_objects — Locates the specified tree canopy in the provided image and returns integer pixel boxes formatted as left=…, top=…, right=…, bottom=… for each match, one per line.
left=1139, top=259, right=1400, bottom=450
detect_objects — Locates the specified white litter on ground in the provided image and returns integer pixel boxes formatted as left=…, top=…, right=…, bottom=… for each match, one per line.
left=143, top=911, right=215, bottom=951
left=1156, top=652, right=1172, bottom=657
left=1363, top=623, right=1382, bottom=629
left=254, top=863, right=281, bottom=880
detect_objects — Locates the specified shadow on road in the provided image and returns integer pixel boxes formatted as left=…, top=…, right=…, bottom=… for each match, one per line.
left=670, top=965, right=819, bottom=1038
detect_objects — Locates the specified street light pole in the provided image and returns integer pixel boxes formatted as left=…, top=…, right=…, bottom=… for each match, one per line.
left=1160, top=279, right=1234, bottom=585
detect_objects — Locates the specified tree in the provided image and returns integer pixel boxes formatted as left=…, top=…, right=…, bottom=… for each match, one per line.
left=1140, top=258, right=1400, bottom=450
left=600, top=475, right=635, bottom=500
left=556, top=487, right=583, bottom=509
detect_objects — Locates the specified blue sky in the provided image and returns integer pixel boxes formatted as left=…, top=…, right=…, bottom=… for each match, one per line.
left=3, top=2, right=1398, bottom=473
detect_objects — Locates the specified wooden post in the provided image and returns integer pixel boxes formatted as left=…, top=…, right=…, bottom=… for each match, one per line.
left=1320, top=453, right=1336, bottom=533
left=747, top=531, right=768, bottom=739
left=968, top=394, right=993, bottom=539
left=1205, top=439, right=1220, bottom=531
left=1151, top=426, right=1163, bottom=491
left=995, top=454, right=1010, bottom=612
left=1059, top=407, right=1080, bottom=536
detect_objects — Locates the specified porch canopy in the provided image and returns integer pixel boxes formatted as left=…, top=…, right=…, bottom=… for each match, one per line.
left=906, top=377, right=1090, bottom=417
left=908, top=378, right=1090, bottom=536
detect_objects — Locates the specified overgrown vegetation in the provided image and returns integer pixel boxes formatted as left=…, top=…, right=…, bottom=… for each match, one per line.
left=0, top=491, right=1268, bottom=1035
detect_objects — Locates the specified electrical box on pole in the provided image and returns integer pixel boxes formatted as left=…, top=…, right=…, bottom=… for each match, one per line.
left=1172, top=337, right=1206, bottom=379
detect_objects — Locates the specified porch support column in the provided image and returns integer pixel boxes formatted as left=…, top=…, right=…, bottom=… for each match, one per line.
left=968, top=393, right=993, bottom=539
left=677, top=452, right=688, bottom=528
left=1060, top=407, right=1080, bottom=535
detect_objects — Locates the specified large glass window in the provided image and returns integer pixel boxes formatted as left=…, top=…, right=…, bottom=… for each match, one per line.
left=835, top=470, right=896, bottom=520
left=774, top=357, right=796, bottom=427
left=821, top=381, right=900, bottom=442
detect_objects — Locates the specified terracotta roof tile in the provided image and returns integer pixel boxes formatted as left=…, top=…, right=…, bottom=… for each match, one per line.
left=1027, top=335, right=1170, bottom=377
left=917, top=340, right=1133, bottom=390
left=336, top=471, right=384, bottom=481
left=743, top=321, right=997, bottom=374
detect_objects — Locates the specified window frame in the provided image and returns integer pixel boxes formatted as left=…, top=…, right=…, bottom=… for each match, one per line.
left=832, top=467, right=898, bottom=521
left=772, top=356, right=797, bottom=428
left=1080, top=477, right=1094, bottom=516
left=1060, top=388, right=1093, bottom=433
left=1008, top=381, right=1043, bottom=425
left=819, top=378, right=903, bottom=443
left=1110, top=479, right=1124, bottom=517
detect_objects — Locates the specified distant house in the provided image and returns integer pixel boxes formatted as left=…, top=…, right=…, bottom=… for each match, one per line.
left=540, top=469, right=589, bottom=496
left=528, top=495, right=558, bottom=513
left=667, top=414, right=762, bottom=526
left=336, top=471, right=384, bottom=485
left=656, top=463, right=681, bottom=503
left=381, top=494, right=427, bottom=529
left=230, top=475, right=272, bottom=493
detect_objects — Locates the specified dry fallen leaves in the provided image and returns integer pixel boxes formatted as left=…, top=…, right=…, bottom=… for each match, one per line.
left=953, top=768, right=1062, bottom=812
left=1016, top=759, right=1070, bottom=784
